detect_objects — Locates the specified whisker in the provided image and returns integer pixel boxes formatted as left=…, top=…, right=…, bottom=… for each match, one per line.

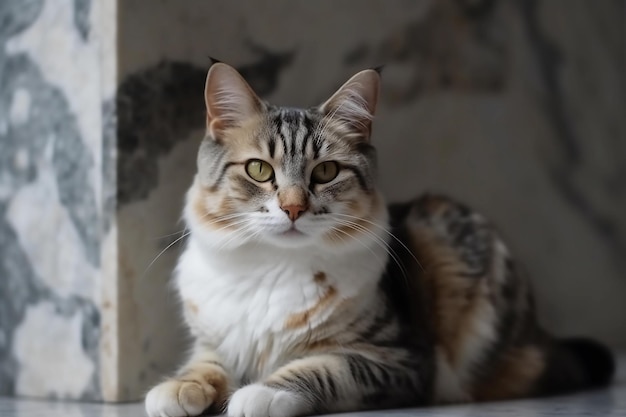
left=142, top=231, right=191, bottom=276
left=215, top=221, right=254, bottom=251
left=331, top=219, right=410, bottom=286
left=153, top=229, right=187, bottom=240
left=143, top=213, right=251, bottom=279
left=329, top=226, right=385, bottom=267
left=333, top=213, right=424, bottom=272
left=210, top=217, right=253, bottom=235
left=196, top=211, right=250, bottom=224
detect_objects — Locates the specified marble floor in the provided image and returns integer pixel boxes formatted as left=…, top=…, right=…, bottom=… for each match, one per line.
left=2, top=357, right=625, bottom=417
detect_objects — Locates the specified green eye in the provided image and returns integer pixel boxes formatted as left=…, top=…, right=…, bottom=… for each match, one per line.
left=245, top=159, right=274, bottom=182
left=311, top=161, right=339, bottom=184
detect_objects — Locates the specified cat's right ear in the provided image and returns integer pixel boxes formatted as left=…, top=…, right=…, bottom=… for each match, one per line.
left=204, top=63, right=264, bottom=140
left=319, top=69, right=380, bottom=141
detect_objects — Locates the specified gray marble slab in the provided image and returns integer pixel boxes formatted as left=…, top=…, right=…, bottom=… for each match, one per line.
left=1, top=383, right=625, bottom=417
left=1, top=357, right=625, bottom=417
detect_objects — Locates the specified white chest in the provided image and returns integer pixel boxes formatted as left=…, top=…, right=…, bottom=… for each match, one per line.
left=175, top=238, right=385, bottom=383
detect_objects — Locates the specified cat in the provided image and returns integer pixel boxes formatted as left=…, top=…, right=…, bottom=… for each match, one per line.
left=145, top=63, right=615, bottom=417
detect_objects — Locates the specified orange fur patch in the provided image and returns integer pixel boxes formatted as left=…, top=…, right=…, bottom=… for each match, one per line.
left=346, top=200, right=363, bottom=215
left=472, top=346, right=545, bottom=401
left=313, top=272, right=326, bottom=283
left=403, top=196, right=545, bottom=402
left=284, top=286, right=338, bottom=330
left=323, top=192, right=383, bottom=243
left=306, top=338, right=340, bottom=351
left=406, top=220, right=491, bottom=367
left=185, top=300, right=199, bottom=315
left=223, top=115, right=266, bottom=150
left=257, top=349, right=270, bottom=373
left=193, top=187, right=238, bottom=231
left=290, top=296, right=357, bottom=354
left=178, top=362, right=229, bottom=409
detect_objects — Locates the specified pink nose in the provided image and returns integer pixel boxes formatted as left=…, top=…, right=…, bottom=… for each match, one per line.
left=281, top=204, right=307, bottom=221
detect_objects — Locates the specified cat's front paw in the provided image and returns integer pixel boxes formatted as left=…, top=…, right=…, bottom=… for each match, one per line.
left=227, top=384, right=309, bottom=417
left=145, top=378, right=218, bottom=417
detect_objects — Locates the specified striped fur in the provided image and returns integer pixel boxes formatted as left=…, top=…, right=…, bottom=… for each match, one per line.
left=145, top=64, right=614, bottom=417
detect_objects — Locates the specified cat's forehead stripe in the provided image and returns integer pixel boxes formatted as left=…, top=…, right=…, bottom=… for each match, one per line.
left=268, top=108, right=319, bottom=170
left=258, top=105, right=374, bottom=191
left=267, top=134, right=276, bottom=158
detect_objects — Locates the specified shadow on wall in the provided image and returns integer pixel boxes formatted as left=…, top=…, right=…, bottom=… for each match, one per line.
left=116, top=45, right=294, bottom=204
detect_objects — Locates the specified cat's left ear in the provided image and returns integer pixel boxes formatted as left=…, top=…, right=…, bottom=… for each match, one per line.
left=319, top=69, right=380, bottom=141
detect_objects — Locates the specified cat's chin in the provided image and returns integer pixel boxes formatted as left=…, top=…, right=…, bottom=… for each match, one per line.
left=262, top=230, right=318, bottom=249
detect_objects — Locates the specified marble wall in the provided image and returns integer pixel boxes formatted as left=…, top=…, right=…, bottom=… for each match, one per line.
left=0, top=0, right=624, bottom=402
left=0, top=0, right=115, bottom=401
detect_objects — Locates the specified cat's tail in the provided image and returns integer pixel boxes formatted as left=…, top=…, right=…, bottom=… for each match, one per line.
left=536, top=337, right=615, bottom=396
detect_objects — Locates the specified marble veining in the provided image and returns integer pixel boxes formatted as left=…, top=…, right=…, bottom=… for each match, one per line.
left=519, top=0, right=626, bottom=271
left=72, top=0, right=91, bottom=41
left=0, top=0, right=103, bottom=400
left=345, top=0, right=508, bottom=101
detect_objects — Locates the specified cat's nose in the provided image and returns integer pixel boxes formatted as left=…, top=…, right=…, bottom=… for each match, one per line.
left=281, top=204, right=307, bottom=221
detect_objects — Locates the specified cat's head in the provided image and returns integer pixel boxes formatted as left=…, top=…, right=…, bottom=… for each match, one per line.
left=186, top=63, right=387, bottom=250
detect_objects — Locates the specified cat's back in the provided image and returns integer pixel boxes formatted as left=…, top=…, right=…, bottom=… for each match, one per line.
left=388, top=193, right=542, bottom=402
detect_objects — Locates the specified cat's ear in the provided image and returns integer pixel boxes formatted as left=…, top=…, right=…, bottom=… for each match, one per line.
left=319, top=69, right=380, bottom=141
left=204, top=63, right=264, bottom=140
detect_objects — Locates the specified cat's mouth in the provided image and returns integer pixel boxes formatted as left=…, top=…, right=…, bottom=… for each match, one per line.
left=279, top=225, right=306, bottom=237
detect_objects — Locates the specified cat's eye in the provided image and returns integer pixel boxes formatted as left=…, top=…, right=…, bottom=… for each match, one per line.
left=245, top=159, right=274, bottom=182
left=311, top=161, right=339, bottom=184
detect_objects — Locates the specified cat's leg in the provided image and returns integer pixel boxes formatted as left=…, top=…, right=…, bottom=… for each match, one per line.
left=227, top=352, right=425, bottom=417
left=145, top=348, right=231, bottom=417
